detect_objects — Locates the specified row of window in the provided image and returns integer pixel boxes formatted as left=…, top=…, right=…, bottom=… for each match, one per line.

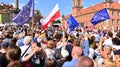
left=78, top=10, right=120, bottom=19
left=111, top=19, right=120, bottom=25
left=111, top=10, right=120, bottom=16
left=80, top=19, right=120, bottom=26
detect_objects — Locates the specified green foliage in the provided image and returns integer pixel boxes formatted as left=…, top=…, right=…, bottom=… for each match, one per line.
left=105, top=0, right=112, bottom=2
left=55, top=20, right=61, bottom=23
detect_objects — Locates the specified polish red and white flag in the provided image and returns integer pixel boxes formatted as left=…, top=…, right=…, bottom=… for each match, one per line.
left=40, top=4, right=60, bottom=30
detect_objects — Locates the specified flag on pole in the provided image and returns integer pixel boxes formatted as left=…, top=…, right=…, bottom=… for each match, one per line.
left=12, top=0, right=34, bottom=26
left=91, top=8, right=110, bottom=26
left=41, top=4, right=60, bottom=30
left=67, top=15, right=79, bottom=33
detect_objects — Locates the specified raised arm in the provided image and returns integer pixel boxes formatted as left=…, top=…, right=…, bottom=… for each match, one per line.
left=98, top=37, right=108, bottom=59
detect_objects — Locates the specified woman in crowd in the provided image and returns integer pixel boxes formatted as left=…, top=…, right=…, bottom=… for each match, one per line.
left=6, top=46, right=21, bottom=67
left=45, top=40, right=56, bottom=59
left=0, top=41, right=9, bottom=67
left=45, top=58, right=58, bottom=67
left=102, top=59, right=116, bottom=67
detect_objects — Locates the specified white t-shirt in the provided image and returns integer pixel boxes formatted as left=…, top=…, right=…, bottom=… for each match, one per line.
left=20, top=45, right=32, bottom=60
left=103, top=38, right=113, bottom=47
left=45, top=48, right=55, bottom=59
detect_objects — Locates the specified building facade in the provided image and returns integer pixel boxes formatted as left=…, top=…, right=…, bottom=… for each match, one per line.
left=0, top=3, right=13, bottom=24
left=62, top=0, right=120, bottom=30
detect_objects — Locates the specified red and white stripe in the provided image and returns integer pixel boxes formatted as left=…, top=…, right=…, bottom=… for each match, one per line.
left=41, top=4, right=60, bottom=30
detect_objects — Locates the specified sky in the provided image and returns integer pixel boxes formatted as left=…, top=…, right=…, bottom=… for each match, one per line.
left=0, top=0, right=118, bottom=17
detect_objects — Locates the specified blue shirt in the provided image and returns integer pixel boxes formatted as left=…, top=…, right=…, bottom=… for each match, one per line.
left=62, top=58, right=77, bottom=67
left=83, top=39, right=89, bottom=56
left=17, top=38, right=24, bottom=46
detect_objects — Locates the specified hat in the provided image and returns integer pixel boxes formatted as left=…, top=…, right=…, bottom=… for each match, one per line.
left=61, top=50, right=69, bottom=58
left=23, top=36, right=32, bottom=45
left=114, top=49, right=120, bottom=55
left=1, top=41, right=9, bottom=47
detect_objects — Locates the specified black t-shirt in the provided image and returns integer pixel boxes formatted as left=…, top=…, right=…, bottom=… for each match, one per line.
left=30, top=53, right=45, bottom=67
left=0, top=52, right=9, bottom=67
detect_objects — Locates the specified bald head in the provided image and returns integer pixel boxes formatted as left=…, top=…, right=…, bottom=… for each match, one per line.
left=72, top=46, right=83, bottom=58
left=77, top=56, right=94, bottom=67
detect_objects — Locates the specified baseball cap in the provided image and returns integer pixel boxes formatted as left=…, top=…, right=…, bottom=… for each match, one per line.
left=1, top=41, right=9, bottom=47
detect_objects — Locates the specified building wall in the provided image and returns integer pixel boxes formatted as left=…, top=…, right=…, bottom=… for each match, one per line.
left=0, top=14, right=2, bottom=23
left=62, top=1, right=120, bottom=30
left=0, top=13, right=10, bottom=24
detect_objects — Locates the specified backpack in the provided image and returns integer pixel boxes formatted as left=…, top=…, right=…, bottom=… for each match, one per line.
left=30, top=52, right=45, bottom=67
left=55, top=48, right=62, bottom=60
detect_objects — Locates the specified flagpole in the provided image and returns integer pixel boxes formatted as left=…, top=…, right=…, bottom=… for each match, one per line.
left=32, top=0, right=34, bottom=38
left=32, top=16, right=34, bottom=38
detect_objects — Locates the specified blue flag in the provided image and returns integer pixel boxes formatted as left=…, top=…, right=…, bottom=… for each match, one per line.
left=12, top=0, right=34, bottom=26
left=67, top=15, right=79, bottom=33
left=91, top=8, right=110, bottom=26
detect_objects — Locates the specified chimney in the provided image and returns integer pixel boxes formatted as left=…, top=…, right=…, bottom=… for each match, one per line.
left=14, top=0, right=19, bottom=9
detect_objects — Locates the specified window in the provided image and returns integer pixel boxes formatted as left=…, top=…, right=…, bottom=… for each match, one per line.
left=112, top=10, right=114, bottom=16
left=78, top=0, right=80, bottom=6
left=112, top=19, right=114, bottom=24
left=117, top=19, right=120, bottom=25
left=118, top=11, right=120, bottom=16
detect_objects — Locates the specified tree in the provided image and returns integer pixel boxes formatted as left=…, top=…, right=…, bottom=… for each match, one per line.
left=105, top=0, right=112, bottom=2
left=55, top=20, right=61, bottom=23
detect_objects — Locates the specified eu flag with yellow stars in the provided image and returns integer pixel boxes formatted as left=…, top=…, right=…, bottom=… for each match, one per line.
left=91, top=8, right=110, bottom=26
left=12, top=0, right=34, bottom=26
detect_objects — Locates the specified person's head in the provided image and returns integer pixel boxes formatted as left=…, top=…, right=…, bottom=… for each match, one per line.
left=7, top=46, right=21, bottom=61
left=102, top=59, right=116, bottom=67
left=11, top=38, right=17, bottom=45
left=73, top=39, right=80, bottom=46
left=114, top=49, right=120, bottom=60
left=116, top=31, right=120, bottom=39
left=23, top=36, right=32, bottom=45
left=1, top=41, right=9, bottom=49
left=89, top=36, right=95, bottom=45
left=76, top=56, right=94, bottom=67
left=72, top=46, right=82, bottom=59
left=45, top=58, right=58, bottom=67
left=47, top=40, right=55, bottom=49
left=7, top=46, right=21, bottom=67
left=107, top=31, right=113, bottom=38
left=103, top=45, right=112, bottom=54
left=112, top=37, right=120, bottom=46
left=94, top=41, right=99, bottom=46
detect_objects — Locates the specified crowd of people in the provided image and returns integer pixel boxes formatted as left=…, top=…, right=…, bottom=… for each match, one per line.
left=0, top=25, right=120, bottom=67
